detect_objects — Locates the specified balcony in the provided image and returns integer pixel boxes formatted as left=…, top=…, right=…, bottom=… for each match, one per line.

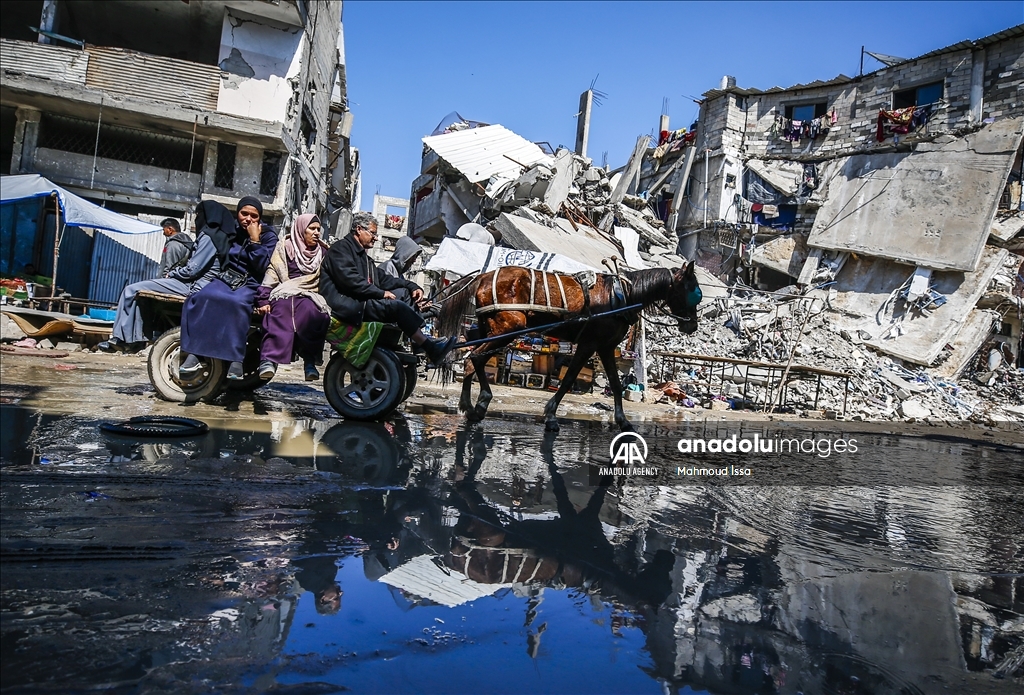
left=0, top=39, right=287, bottom=148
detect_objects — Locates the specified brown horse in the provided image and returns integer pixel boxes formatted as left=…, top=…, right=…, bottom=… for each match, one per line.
left=436, top=261, right=702, bottom=432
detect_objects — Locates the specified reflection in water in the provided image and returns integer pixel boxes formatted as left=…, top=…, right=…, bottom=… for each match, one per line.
left=0, top=405, right=1022, bottom=694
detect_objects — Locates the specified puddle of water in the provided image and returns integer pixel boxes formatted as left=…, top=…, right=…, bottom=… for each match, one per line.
left=1, top=405, right=1022, bottom=694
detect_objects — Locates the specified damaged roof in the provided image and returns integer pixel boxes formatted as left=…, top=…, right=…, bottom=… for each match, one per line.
left=702, top=23, right=1024, bottom=99
left=422, top=124, right=553, bottom=184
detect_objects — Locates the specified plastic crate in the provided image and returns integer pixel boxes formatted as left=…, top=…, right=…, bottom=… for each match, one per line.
left=526, top=373, right=546, bottom=389
left=88, top=308, right=117, bottom=321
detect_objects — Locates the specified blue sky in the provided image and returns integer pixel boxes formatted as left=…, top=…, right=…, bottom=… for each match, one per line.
left=343, top=1, right=1022, bottom=210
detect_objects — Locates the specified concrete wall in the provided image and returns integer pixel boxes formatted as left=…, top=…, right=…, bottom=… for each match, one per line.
left=216, top=9, right=303, bottom=123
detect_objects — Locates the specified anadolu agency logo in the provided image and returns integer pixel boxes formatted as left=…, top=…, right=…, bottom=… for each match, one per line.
left=598, top=432, right=659, bottom=476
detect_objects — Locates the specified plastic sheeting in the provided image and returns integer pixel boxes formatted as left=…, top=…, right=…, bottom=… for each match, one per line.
left=424, top=237, right=597, bottom=278
left=0, top=174, right=160, bottom=235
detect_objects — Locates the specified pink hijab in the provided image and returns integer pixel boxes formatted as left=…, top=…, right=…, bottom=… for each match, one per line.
left=287, top=213, right=324, bottom=274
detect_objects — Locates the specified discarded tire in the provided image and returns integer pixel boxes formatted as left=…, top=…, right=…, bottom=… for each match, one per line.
left=99, top=416, right=209, bottom=437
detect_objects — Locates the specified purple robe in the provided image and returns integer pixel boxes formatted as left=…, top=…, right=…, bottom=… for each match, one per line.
left=181, top=227, right=277, bottom=362
left=256, top=253, right=329, bottom=365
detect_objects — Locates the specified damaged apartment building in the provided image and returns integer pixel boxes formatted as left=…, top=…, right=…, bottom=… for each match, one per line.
left=0, top=0, right=356, bottom=301
left=637, top=24, right=1024, bottom=384
left=405, top=111, right=693, bottom=278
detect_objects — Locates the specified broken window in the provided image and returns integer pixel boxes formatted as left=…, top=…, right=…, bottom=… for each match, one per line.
left=893, top=81, right=943, bottom=109
left=214, top=143, right=237, bottom=189
left=260, top=151, right=283, bottom=196
left=784, top=103, right=827, bottom=121
left=300, top=107, right=317, bottom=151
left=1, top=106, right=16, bottom=176
left=37, top=113, right=204, bottom=173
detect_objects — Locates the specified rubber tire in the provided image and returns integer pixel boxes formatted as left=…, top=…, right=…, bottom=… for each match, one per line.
left=323, top=347, right=405, bottom=421
left=317, top=421, right=400, bottom=484
left=148, top=327, right=226, bottom=403
left=100, top=416, right=209, bottom=437
left=402, top=361, right=418, bottom=401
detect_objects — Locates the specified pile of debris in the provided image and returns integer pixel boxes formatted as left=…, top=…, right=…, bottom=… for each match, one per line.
left=413, top=121, right=687, bottom=272
left=643, top=255, right=1024, bottom=424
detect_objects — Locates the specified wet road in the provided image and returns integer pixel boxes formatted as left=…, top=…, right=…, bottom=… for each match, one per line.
left=1, top=357, right=1023, bottom=694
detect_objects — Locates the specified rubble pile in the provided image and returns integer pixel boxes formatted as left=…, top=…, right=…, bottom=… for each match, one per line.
left=643, top=270, right=1024, bottom=423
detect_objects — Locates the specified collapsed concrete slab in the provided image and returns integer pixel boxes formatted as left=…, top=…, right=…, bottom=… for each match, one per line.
left=491, top=212, right=626, bottom=271
left=808, top=117, right=1024, bottom=272
left=750, top=234, right=809, bottom=278
left=829, top=246, right=1009, bottom=365
left=990, top=211, right=1024, bottom=244
left=932, top=309, right=1002, bottom=380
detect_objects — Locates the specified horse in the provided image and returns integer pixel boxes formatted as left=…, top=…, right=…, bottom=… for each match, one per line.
left=436, top=261, right=702, bottom=432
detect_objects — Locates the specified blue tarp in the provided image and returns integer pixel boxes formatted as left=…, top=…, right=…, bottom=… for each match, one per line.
left=0, top=174, right=160, bottom=235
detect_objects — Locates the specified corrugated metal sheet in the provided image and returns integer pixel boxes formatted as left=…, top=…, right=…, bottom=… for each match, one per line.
left=422, top=125, right=552, bottom=183
left=88, top=229, right=163, bottom=303
left=0, top=39, right=88, bottom=84
left=85, top=46, right=219, bottom=110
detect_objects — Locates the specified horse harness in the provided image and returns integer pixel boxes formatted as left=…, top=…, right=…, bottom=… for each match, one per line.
left=478, top=268, right=572, bottom=316
left=476, top=267, right=633, bottom=318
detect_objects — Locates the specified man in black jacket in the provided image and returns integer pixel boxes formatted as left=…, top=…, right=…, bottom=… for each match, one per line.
left=320, top=212, right=456, bottom=365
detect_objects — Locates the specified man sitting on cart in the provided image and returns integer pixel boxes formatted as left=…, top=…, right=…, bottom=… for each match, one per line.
left=319, top=212, right=456, bottom=366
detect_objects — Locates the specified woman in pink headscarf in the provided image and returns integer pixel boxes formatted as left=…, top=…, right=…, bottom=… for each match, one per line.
left=255, top=213, right=331, bottom=381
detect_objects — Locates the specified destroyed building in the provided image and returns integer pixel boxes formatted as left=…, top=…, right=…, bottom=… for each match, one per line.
left=399, top=26, right=1024, bottom=423
left=0, top=0, right=356, bottom=300
left=623, top=25, right=1024, bottom=423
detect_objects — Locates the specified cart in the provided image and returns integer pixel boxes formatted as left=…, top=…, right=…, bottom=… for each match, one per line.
left=137, top=290, right=418, bottom=421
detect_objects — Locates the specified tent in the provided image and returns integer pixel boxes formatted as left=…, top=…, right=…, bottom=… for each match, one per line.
left=0, top=174, right=160, bottom=235
left=1, top=174, right=161, bottom=290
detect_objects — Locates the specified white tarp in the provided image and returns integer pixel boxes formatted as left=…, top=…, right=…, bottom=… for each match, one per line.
left=0, top=174, right=161, bottom=234
left=422, top=124, right=553, bottom=184
left=378, top=554, right=510, bottom=608
left=424, top=237, right=597, bottom=277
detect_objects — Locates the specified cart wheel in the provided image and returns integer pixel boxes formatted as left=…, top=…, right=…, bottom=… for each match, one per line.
left=148, top=327, right=225, bottom=402
left=317, top=421, right=400, bottom=483
left=323, top=347, right=406, bottom=421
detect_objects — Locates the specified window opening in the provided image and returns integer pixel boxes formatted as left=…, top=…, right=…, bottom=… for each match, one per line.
left=37, top=113, right=205, bottom=173
left=785, top=103, right=827, bottom=121
left=893, top=81, right=943, bottom=110
left=214, top=142, right=237, bottom=189
left=260, top=151, right=283, bottom=196
left=300, top=107, right=317, bottom=150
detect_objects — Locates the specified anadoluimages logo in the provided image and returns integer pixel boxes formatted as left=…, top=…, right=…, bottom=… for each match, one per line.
left=609, top=432, right=648, bottom=466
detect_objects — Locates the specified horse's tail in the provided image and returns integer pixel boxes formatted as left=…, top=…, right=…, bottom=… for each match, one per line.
left=435, top=272, right=481, bottom=339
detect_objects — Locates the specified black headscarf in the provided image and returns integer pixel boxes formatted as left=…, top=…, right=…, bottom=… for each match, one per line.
left=236, top=196, right=263, bottom=219
left=194, top=200, right=235, bottom=266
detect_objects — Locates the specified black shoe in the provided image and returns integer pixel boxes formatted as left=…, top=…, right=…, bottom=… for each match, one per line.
left=179, top=354, right=202, bottom=377
left=96, top=337, right=125, bottom=353
left=226, top=361, right=245, bottom=380
left=422, top=336, right=457, bottom=366
left=123, top=341, right=147, bottom=354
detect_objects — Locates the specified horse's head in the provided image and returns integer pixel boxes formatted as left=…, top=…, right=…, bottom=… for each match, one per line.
left=667, top=261, right=702, bottom=334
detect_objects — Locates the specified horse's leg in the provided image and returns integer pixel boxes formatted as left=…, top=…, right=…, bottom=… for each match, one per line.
left=596, top=344, right=632, bottom=431
left=459, top=354, right=477, bottom=414
left=542, top=346, right=594, bottom=432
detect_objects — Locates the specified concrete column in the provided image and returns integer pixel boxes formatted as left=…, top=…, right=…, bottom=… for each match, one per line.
left=659, top=114, right=670, bottom=135
left=969, top=48, right=986, bottom=123
left=38, top=0, right=58, bottom=44
left=11, top=108, right=41, bottom=174
left=575, top=90, right=593, bottom=158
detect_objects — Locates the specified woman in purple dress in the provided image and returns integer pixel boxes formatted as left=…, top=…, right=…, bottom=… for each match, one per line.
left=255, top=213, right=330, bottom=382
left=179, top=197, right=279, bottom=380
